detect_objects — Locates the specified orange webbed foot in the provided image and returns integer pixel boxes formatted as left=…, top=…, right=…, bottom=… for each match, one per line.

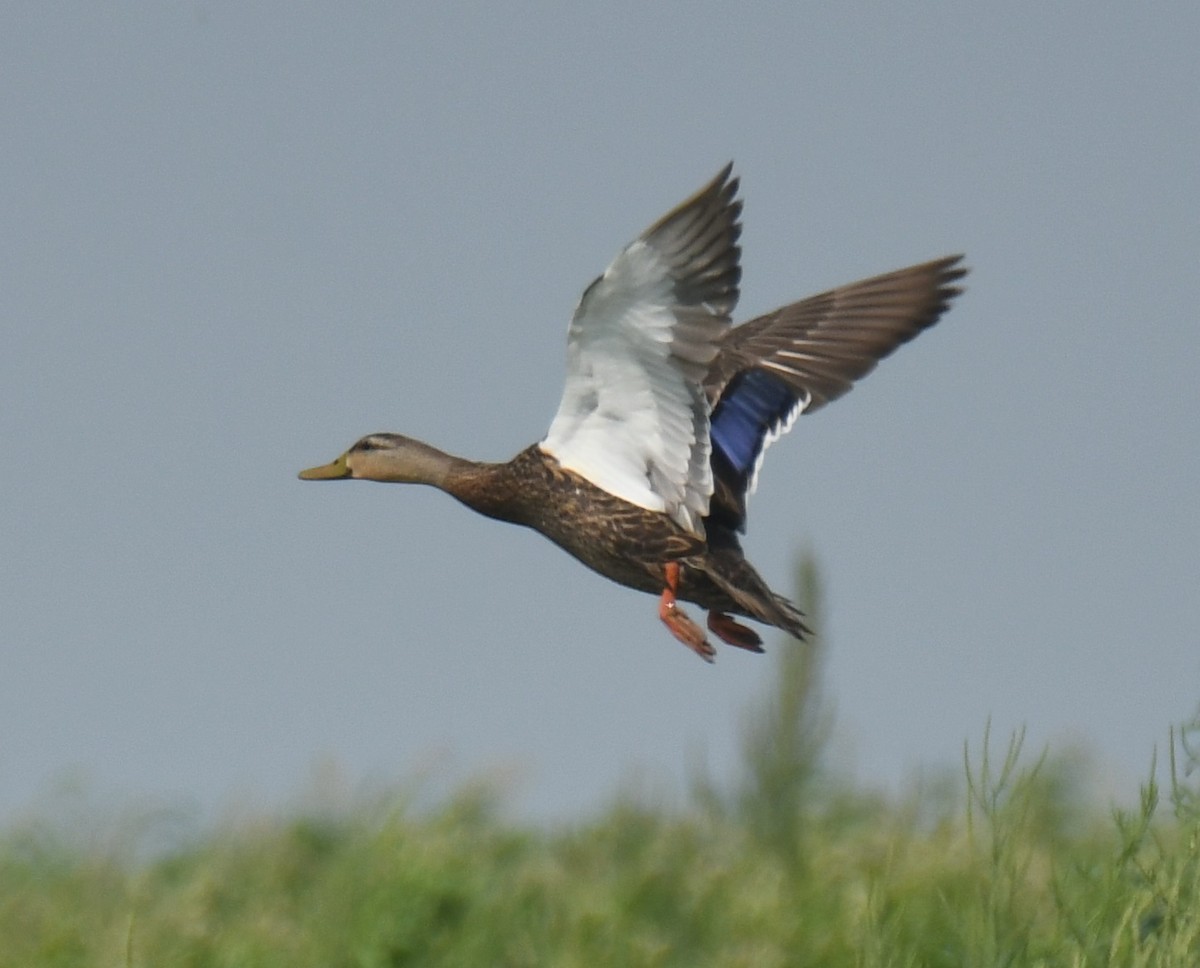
left=659, top=562, right=715, bottom=662
left=707, top=611, right=764, bottom=653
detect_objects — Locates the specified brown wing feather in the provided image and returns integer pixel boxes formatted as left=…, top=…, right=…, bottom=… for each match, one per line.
left=705, top=255, right=967, bottom=412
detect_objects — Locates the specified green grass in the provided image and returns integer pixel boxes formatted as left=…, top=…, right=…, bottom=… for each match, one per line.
left=7, top=559, right=1198, bottom=965
left=3, top=734, right=1199, bottom=967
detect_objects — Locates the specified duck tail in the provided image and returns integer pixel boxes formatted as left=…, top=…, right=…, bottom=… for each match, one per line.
left=767, top=591, right=811, bottom=640
left=700, top=549, right=811, bottom=640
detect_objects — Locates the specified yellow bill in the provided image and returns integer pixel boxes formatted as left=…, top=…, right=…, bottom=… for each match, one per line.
left=298, top=454, right=350, bottom=480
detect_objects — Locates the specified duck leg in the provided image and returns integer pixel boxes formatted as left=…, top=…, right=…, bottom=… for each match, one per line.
left=658, top=562, right=716, bottom=662
left=706, top=612, right=764, bottom=653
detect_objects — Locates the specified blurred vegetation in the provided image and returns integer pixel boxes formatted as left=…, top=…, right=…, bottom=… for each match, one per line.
left=4, top=555, right=1199, bottom=966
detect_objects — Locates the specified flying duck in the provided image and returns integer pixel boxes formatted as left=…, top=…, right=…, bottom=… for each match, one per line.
left=300, top=165, right=966, bottom=660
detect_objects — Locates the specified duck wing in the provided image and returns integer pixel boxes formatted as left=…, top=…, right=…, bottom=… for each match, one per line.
left=541, top=165, right=742, bottom=535
left=705, top=255, right=968, bottom=533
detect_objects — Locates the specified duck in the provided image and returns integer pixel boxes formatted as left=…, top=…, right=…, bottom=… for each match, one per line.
left=300, top=165, right=966, bottom=661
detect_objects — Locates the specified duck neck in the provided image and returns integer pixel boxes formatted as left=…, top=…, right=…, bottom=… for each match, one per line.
left=442, top=457, right=530, bottom=525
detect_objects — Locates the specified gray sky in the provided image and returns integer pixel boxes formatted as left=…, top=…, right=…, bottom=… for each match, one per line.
left=3, top=3, right=1198, bottom=824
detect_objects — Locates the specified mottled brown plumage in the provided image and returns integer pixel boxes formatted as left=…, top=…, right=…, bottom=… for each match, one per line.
left=446, top=445, right=803, bottom=642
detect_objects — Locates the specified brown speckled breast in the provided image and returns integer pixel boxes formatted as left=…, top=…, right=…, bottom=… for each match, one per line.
left=443, top=446, right=745, bottom=610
